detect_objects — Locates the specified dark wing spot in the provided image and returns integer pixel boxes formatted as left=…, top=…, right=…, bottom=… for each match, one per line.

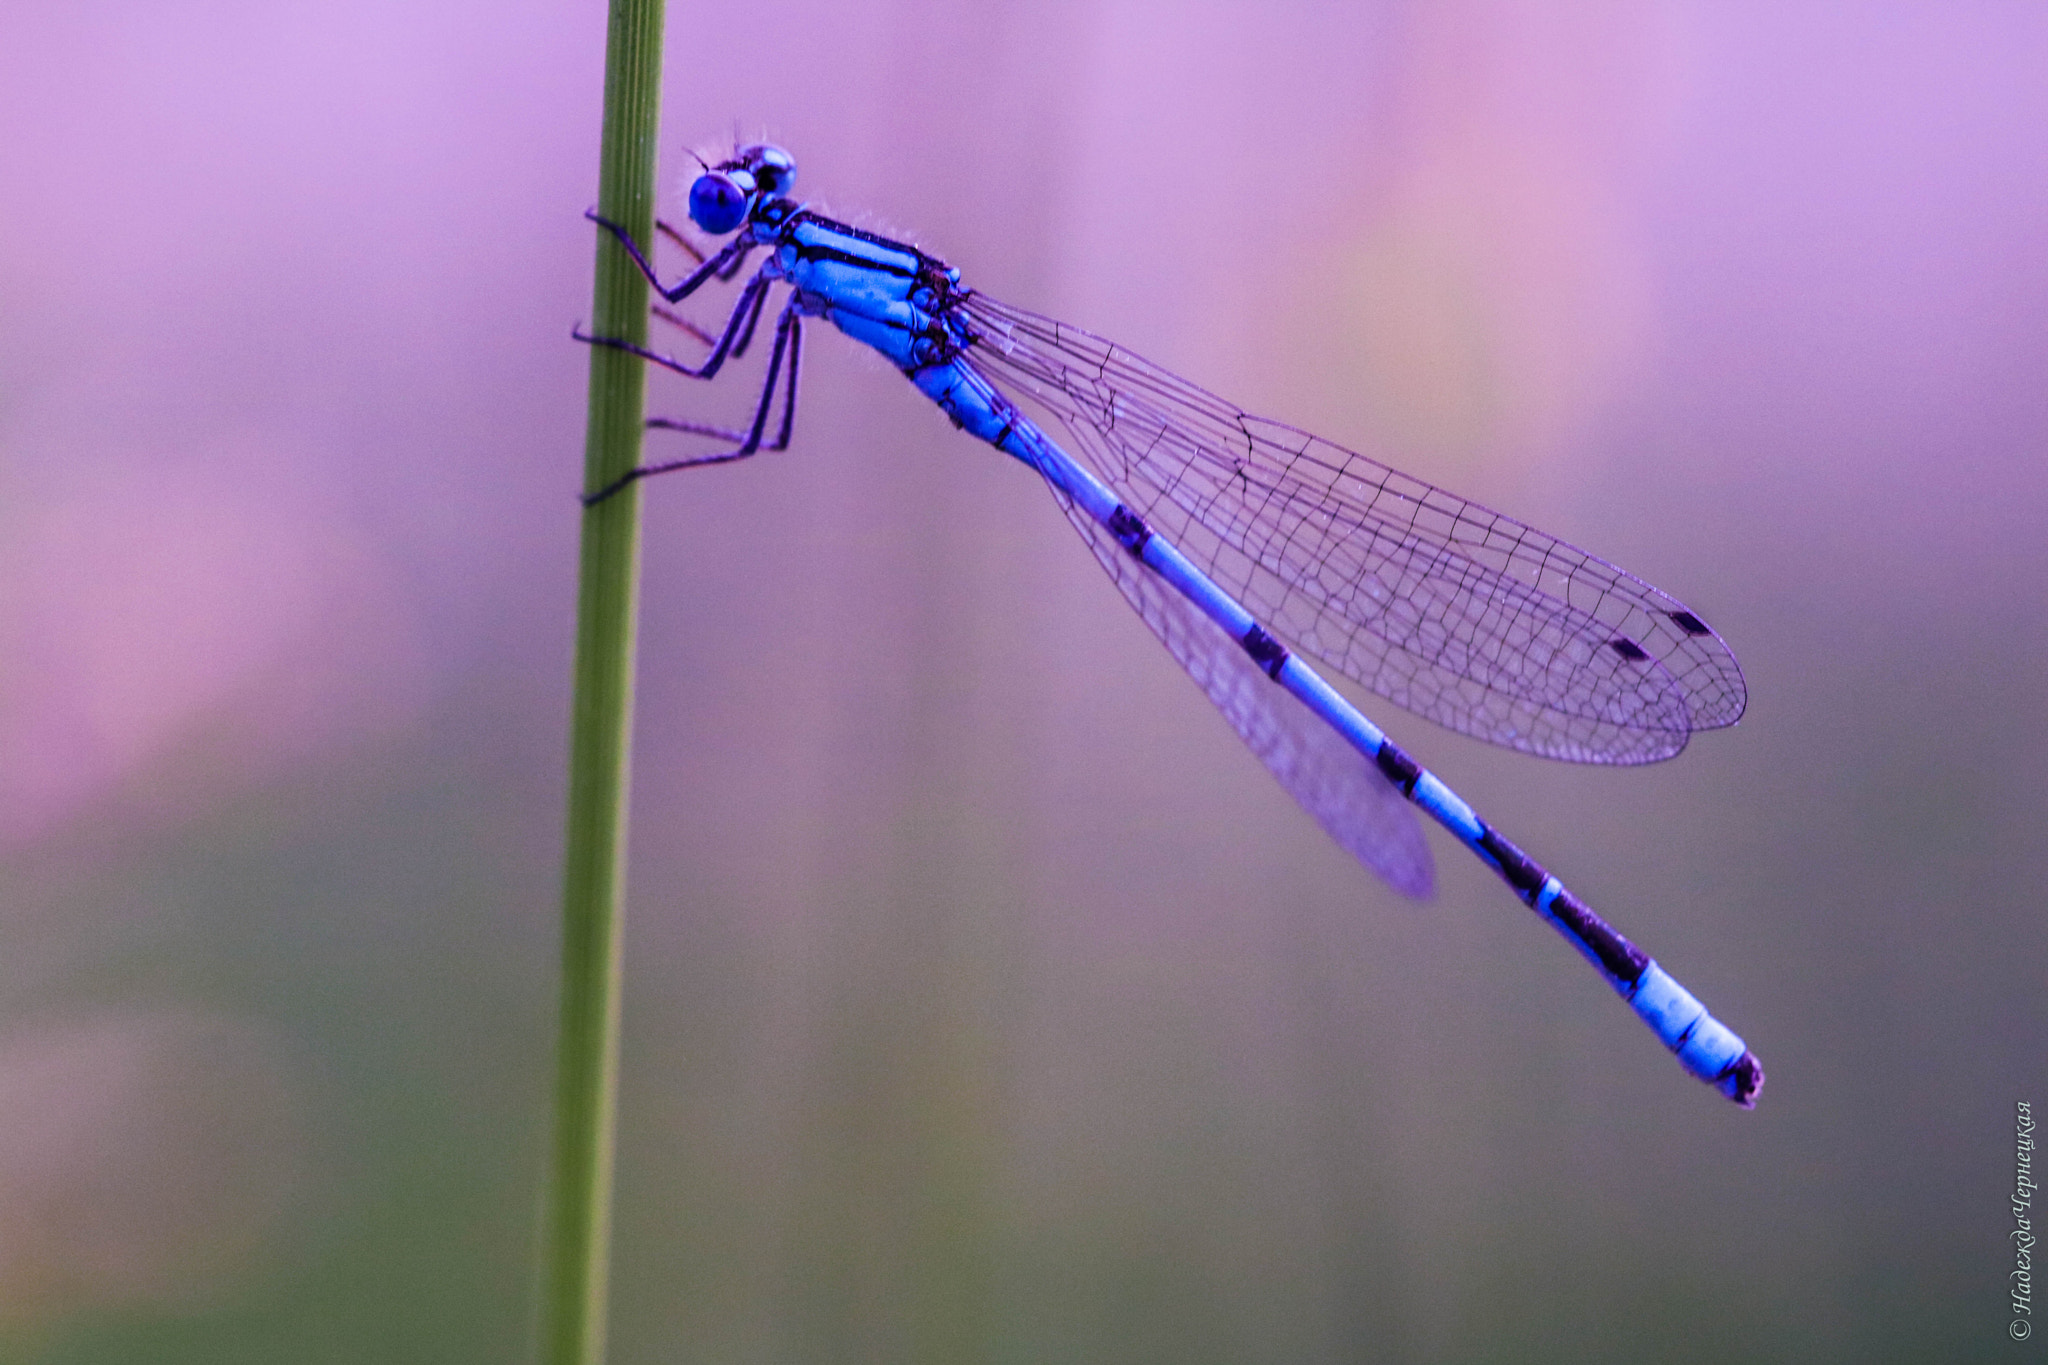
left=1668, top=610, right=1711, bottom=636
left=1609, top=637, right=1651, bottom=663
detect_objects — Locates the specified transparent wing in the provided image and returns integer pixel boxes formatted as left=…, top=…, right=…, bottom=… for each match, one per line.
left=963, top=294, right=1746, bottom=765
left=1056, top=483, right=1434, bottom=899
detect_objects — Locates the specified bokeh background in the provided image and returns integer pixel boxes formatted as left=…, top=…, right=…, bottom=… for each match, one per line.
left=3, top=1, right=2044, bottom=1361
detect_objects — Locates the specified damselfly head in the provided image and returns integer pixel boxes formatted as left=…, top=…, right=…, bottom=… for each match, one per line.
left=736, top=144, right=796, bottom=197
left=688, top=146, right=795, bottom=234
left=688, top=168, right=755, bottom=235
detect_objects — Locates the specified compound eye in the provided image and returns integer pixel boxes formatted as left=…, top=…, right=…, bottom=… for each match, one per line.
left=688, top=170, right=754, bottom=234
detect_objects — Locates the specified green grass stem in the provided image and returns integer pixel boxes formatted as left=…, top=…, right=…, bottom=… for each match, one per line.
left=544, top=1, right=665, bottom=1362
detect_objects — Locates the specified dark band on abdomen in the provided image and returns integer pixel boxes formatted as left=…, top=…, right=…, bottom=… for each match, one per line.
left=1374, top=741, right=1422, bottom=795
left=1107, top=505, right=1151, bottom=556
left=1239, top=624, right=1289, bottom=679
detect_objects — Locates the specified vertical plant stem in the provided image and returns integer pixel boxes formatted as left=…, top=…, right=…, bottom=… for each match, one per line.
left=546, top=1, right=664, bottom=1363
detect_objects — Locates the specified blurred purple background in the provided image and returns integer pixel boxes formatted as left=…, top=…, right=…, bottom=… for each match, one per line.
left=3, top=1, right=2045, bottom=1360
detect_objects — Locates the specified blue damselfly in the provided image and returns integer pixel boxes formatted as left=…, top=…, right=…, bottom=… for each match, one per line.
left=578, top=143, right=1762, bottom=1106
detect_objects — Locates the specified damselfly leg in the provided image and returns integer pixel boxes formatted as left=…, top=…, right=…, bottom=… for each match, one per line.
left=653, top=218, right=754, bottom=283
left=576, top=215, right=809, bottom=503
left=587, top=209, right=746, bottom=303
